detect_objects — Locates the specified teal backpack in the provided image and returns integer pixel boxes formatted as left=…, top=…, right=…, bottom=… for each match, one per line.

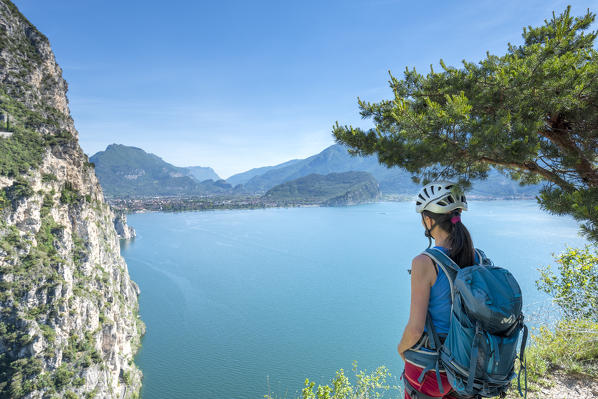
left=403, top=248, right=528, bottom=399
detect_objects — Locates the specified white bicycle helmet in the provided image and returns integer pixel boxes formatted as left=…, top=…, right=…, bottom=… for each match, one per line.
left=415, top=181, right=468, bottom=213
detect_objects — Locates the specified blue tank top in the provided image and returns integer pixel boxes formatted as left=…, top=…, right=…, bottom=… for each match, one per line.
left=426, top=246, right=479, bottom=335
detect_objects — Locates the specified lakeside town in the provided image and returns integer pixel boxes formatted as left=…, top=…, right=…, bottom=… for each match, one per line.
left=106, top=193, right=537, bottom=213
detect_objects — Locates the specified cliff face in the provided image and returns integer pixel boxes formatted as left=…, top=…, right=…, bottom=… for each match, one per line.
left=113, top=211, right=135, bottom=240
left=0, top=1, right=143, bottom=398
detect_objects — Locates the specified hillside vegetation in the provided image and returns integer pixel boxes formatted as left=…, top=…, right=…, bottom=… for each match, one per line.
left=90, top=143, right=233, bottom=197
left=263, top=171, right=380, bottom=205
left=0, top=1, right=143, bottom=397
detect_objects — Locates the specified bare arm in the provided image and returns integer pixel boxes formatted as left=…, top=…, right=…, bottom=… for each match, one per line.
left=397, top=254, right=436, bottom=360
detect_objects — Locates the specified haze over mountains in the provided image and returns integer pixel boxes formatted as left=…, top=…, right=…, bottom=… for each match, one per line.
left=89, top=143, right=541, bottom=199
left=186, top=166, right=221, bottom=181
left=90, top=144, right=233, bottom=197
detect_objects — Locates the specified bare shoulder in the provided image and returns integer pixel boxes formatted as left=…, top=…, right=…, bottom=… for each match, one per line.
left=411, top=254, right=436, bottom=282
left=412, top=253, right=434, bottom=269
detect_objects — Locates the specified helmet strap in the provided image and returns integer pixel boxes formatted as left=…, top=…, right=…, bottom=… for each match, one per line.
left=422, top=214, right=435, bottom=249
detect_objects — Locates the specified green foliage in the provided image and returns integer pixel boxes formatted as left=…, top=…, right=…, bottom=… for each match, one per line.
left=36, top=216, right=62, bottom=258
left=539, top=187, right=598, bottom=242
left=263, top=171, right=379, bottom=205
left=60, top=182, right=81, bottom=205
left=42, top=173, right=57, bottom=183
left=64, top=391, right=79, bottom=399
left=39, top=324, right=56, bottom=344
left=0, top=188, right=7, bottom=211
left=332, top=7, right=598, bottom=241
left=266, top=362, right=400, bottom=399
left=0, top=357, right=43, bottom=398
left=521, top=246, right=598, bottom=386
left=4, top=178, right=33, bottom=209
left=40, top=192, right=54, bottom=217
left=122, top=370, right=131, bottom=385
left=537, top=245, right=598, bottom=321
left=0, top=83, right=73, bottom=179
left=71, top=232, right=86, bottom=265
left=525, top=319, right=598, bottom=380
left=0, top=128, right=45, bottom=177
left=53, top=365, right=74, bottom=389
left=44, top=129, right=73, bottom=147
left=89, top=143, right=217, bottom=197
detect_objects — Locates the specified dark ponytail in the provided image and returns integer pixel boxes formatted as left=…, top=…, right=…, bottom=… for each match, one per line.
left=423, top=209, right=475, bottom=267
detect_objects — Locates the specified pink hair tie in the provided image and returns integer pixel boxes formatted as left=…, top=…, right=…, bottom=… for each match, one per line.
left=451, top=215, right=461, bottom=224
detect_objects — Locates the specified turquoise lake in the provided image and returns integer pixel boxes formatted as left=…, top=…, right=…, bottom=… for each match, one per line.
left=120, top=200, right=588, bottom=399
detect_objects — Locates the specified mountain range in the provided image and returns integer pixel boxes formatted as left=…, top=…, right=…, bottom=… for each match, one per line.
left=90, top=144, right=233, bottom=197
left=89, top=143, right=541, bottom=199
left=185, top=165, right=220, bottom=181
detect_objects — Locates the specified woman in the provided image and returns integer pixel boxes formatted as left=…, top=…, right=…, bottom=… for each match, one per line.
left=397, top=182, right=476, bottom=399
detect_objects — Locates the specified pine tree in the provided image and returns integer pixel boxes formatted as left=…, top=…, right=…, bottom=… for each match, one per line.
left=333, top=7, right=598, bottom=242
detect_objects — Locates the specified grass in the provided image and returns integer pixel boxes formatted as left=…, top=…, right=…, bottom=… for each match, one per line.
left=525, top=319, right=598, bottom=380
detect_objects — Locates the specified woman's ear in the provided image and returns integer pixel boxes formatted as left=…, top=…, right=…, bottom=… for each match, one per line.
left=422, top=215, right=430, bottom=229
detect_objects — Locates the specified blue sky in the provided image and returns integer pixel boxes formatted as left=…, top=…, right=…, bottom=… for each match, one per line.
left=12, top=0, right=598, bottom=178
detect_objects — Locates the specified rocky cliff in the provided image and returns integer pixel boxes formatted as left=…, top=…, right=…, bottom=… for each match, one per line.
left=113, top=211, right=135, bottom=240
left=0, top=1, right=144, bottom=398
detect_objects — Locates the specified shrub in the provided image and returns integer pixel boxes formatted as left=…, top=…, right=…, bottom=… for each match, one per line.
left=0, top=128, right=45, bottom=177
left=64, top=391, right=78, bottom=399
left=39, top=324, right=56, bottom=343
left=4, top=178, right=33, bottom=209
left=537, top=245, right=598, bottom=321
left=72, top=233, right=86, bottom=265
left=41, top=173, right=57, bottom=183
left=525, top=319, right=598, bottom=380
left=60, top=182, right=81, bottom=205
left=40, top=193, right=54, bottom=217
left=53, top=365, right=74, bottom=389
left=266, top=362, right=400, bottom=399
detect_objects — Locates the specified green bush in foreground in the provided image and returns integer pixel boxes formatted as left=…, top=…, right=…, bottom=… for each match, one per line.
left=521, top=245, right=598, bottom=385
left=265, top=362, right=401, bottom=399
left=537, top=245, right=598, bottom=321
left=526, top=319, right=598, bottom=381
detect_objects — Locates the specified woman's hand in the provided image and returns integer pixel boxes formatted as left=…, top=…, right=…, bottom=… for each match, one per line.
left=397, top=343, right=405, bottom=361
left=397, top=254, right=436, bottom=359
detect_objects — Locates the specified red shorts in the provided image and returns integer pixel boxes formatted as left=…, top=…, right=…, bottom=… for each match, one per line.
left=403, top=362, right=456, bottom=399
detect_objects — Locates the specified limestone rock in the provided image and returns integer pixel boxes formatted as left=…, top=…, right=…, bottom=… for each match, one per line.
left=113, top=211, right=135, bottom=240
left=0, top=1, right=144, bottom=397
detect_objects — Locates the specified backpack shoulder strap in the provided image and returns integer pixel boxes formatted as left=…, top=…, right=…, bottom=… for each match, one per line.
left=474, top=248, right=494, bottom=266
left=421, top=248, right=460, bottom=302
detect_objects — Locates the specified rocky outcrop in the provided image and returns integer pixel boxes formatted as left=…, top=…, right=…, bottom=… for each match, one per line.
left=505, top=371, right=598, bottom=399
left=113, top=211, right=135, bottom=240
left=0, top=1, right=143, bottom=398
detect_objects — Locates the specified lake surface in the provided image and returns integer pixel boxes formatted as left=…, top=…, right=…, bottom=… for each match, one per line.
left=120, top=201, right=588, bottom=399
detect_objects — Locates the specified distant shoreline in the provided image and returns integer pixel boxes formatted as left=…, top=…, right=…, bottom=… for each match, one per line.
left=107, top=194, right=538, bottom=214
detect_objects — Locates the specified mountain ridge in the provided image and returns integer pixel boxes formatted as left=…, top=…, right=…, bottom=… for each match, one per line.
left=229, top=144, right=541, bottom=197
left=264, top=171, right=381, bottom=205
left=90, top=143, right=232, bottom=197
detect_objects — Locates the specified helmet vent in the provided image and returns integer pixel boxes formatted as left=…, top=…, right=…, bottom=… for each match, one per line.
left=437, top=200, right=447, bottom=206
left=418, top=194, right=426, bottom=201
left=423, top=188, right=429, bottom=197
left=447, top=196, right=455, bottom=204
left=430, top=186, right=435, bottom=194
